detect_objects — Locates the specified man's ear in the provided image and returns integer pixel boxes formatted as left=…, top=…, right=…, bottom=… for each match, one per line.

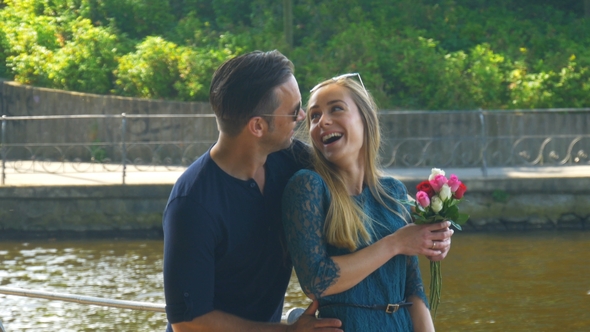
left=247, top=116, right=268, bottom=138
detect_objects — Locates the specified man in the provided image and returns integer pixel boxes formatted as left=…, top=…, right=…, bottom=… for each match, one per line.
left=162, top=50, right=343, bottom=331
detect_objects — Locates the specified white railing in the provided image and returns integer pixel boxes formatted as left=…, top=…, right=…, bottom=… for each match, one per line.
left=0, top=286, right=302, bottom=330
left=0, top=286, right=165, bottom=312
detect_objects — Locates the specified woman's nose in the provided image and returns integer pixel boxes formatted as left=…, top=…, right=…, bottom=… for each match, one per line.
left=318, top=113, right=332, bottom=127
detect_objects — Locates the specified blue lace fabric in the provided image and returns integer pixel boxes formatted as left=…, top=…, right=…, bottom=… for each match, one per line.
left=282, top=169, right=428, bottom=332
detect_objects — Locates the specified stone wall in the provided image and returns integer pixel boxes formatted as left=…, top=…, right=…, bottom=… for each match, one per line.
left=2, top=81, right=589, bottom=168
left=0, top=80, right=216, bottom=147
left=0, top=185, right=169, bottom=239
left=1, top=177, right=588, bottom=239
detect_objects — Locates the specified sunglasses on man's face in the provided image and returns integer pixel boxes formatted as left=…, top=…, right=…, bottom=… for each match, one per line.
left=259, top=103, right=301, bottom=122
left=310, top=72, right=368, bottom=98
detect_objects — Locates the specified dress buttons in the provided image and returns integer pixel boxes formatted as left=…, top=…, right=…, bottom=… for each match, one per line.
left=250, top=182, right=256, bottom=188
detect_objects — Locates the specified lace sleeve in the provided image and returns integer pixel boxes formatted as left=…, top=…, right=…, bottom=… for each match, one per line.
left=405, top=255, right=429, bottom=308
left=282, top=170, right=340, bottom=299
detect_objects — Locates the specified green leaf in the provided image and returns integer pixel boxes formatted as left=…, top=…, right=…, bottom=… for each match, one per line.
left=449, top=220, right=463, bottom=231
left=456, top=213, right=470, bottom=225
left=434, top=215, right=446, bottom=222
left=413, top=214, right=428, bottom=222
left=445, top=205, right=459, bottom=221
left=447, top=198, right=459, bottom=207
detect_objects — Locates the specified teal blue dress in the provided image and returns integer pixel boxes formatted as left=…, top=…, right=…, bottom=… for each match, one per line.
left=282, top=169, right=428, bottom=332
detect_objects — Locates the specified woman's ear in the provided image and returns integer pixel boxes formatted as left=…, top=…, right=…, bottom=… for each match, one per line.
left=246, top=116, right=267, bottom=138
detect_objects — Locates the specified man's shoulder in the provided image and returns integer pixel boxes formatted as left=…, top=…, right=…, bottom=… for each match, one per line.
left=268, top=139, right=312, bottom=169
left=169, top=152, right=218, bottom=199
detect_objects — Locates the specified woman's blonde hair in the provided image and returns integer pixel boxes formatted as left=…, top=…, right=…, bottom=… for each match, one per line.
left=305, top=76, right=410, bottom=251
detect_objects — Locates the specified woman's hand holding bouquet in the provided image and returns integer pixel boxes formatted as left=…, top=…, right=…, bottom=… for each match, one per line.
left=405, top=168, right=469, bottom=319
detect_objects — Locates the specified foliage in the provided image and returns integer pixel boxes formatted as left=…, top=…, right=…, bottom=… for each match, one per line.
left=47, top=18, right=120, bottom=94
left=0, top=21, right=9, bottom=77
left=0, top=0, right=589, bottom=108
left=114, top=35, right=240, bottom=101
left=86, top=0, right=175, bottom=40
left=114, top=36, right=181, bottom=99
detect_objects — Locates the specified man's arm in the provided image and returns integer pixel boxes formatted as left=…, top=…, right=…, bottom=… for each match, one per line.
left=171, top=301, right=342, bottom=332
left=164, top=196, right=342, bottom=332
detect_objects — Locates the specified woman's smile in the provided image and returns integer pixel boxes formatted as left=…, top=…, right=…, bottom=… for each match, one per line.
left=321, top=132, right=343, bottom=144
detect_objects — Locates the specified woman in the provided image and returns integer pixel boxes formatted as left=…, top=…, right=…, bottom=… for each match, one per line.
left=282, top=74, right=453, bottom=331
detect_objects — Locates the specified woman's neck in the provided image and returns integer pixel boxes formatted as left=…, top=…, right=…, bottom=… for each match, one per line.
left=336, top=163, right=365, bottom=196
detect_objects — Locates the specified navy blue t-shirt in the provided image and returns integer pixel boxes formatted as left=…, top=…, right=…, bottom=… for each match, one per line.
left=162, top=140, right=310, bottom=330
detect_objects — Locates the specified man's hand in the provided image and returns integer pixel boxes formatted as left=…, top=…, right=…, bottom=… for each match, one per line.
left=287, top=300, right=343, bottom=332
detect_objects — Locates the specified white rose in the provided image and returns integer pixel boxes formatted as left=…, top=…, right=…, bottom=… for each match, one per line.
left=439, top=184, right=452, bottom=202
left=431, top=196, right=443, bottom=213
left=428, top=168, right=445, bottom=181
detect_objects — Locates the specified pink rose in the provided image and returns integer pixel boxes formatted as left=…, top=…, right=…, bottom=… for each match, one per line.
left=416, top=191, right=430, bottom=208
left=429, top=174, right=448, bottom=192
left=447, top=174, right=462, bottom=192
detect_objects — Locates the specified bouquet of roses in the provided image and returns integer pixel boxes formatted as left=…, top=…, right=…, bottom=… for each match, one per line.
left=407, top=168, right=468, bottom=319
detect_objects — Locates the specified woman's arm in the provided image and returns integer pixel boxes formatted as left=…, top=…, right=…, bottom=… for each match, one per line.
left=328, top=222, right=451, bottom=296
left=282, top=171, right=452, bottom=298
left=407, top=296, right=435, bottom=332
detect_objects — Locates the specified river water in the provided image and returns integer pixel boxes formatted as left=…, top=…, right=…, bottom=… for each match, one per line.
left=1, top=231, right=589, bottom=331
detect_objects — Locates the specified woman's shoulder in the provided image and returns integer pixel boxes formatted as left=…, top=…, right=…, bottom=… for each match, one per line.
left=379, top=175, right=408, bottom=197
left=283, top=169, right=330, bottom=206
left=287, top=169, right=325, bottom=188
left=379, top=175, right=405, bottom=188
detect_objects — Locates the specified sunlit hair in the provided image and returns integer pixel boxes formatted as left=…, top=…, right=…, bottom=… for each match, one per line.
left=304, top=76, right=411, bottom=251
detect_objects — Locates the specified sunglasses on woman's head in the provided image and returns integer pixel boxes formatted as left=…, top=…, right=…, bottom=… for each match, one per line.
left=310, top=72, right=368, bottom=97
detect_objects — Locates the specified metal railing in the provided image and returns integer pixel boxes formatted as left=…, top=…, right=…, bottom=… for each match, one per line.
left=379, top=108, right=590, bottom=173
left=0, top=286, right=164, bottom=332
left=0, top=286, right=165, bottom=312
left=0, top=113, right=217, bottom=185
left=1, top=109, right=589, bottom=185
left=0, top=286, right=301, bottom=330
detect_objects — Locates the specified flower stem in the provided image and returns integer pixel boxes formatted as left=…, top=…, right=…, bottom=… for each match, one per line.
left=429, top=260, right=441, bottom=320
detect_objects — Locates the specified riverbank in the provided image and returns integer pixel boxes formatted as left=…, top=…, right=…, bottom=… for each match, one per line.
left=1, top=165, right=589, bottom=239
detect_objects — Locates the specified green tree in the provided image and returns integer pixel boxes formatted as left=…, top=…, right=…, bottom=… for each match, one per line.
left=47, top=18, right=120, bottom=94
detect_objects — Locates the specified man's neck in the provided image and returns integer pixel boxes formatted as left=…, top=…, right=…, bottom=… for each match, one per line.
left=210, top=133, right=268, bottom=182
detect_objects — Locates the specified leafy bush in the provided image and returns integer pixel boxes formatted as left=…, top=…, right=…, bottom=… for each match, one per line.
left=0, top=22, right=9, bottom=77
left=87, top=0, right=175, bottom=40
left=46, top=18, right=120, bottom=94
left=114, top=36, right=181, bottom=99
left=114, top=35, right=240, bottom=101
left=1, top=0, right=589, bottom=109
left=1, top=2, right=60, bottom=85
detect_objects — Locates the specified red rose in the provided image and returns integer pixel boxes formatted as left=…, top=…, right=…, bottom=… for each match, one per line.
left=416, top=180, right=435, bottom=198
left=453, top=183, right=467, bottom=199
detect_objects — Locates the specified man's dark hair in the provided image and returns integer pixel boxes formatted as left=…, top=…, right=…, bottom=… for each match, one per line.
left=209, top=50, right=295, bottom=136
